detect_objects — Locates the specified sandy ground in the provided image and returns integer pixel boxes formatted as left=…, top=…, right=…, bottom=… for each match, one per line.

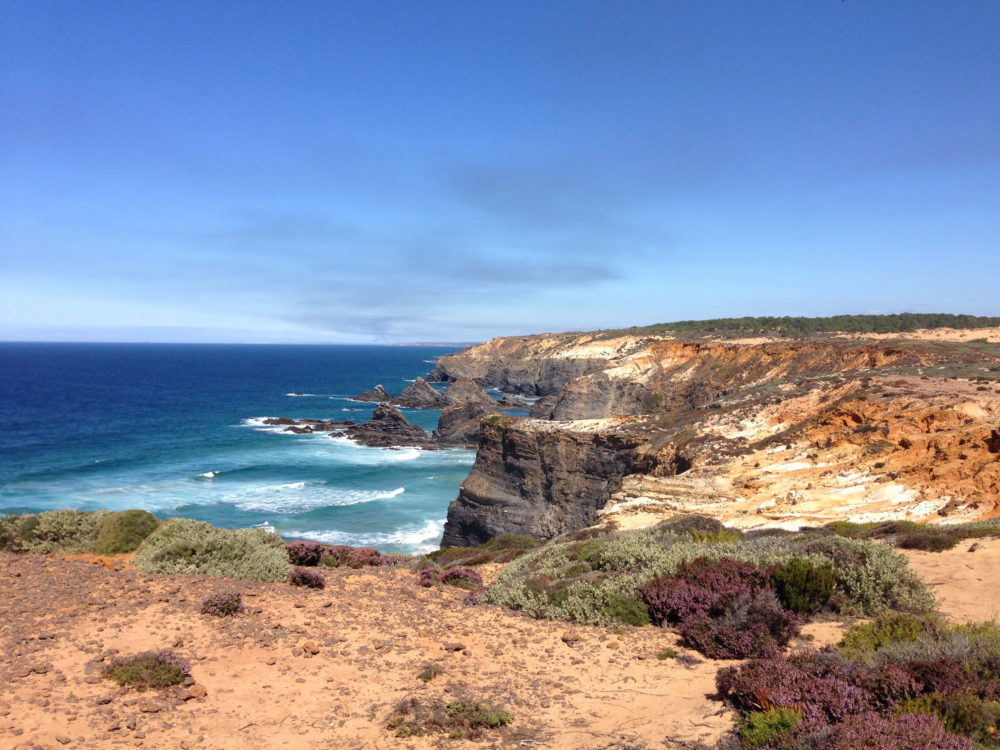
left=901, top=537, right=1000, bottom=623
left=3, top=538, right=999, bottom=750
left=0, top=554, right=734, bottom=750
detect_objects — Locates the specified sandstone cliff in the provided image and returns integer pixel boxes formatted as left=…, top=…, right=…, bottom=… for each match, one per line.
left=439, top=328, right=1000, bottom=546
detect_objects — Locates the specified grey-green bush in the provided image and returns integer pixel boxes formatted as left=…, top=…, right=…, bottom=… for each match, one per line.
left=134, top=518, right=290, bottom=581
left=0, top=509, right=110, bottom=554
left=481, top=520, right=935, bottom=625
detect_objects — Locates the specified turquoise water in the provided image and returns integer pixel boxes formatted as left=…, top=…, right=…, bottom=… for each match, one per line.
left=0, top=343, right=475, bottom=553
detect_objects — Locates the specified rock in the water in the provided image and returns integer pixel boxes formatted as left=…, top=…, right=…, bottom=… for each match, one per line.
left=343, top=403, right=430, bottom=447
left=263, top=418, right=352, bottom=433
left=442, top=376, right=497, bottom=408
left=433, top=401, right=497, bottom=447
left=393, top=377, right=448, bottom=408
left=354, top=384, right=389, bottom=402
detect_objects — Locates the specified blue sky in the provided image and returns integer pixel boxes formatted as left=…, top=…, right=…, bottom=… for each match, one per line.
left=2, top=1, right=997, bottom=343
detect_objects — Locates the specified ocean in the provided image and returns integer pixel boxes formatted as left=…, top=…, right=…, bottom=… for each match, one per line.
left=0, top=342, right=478, bottom=553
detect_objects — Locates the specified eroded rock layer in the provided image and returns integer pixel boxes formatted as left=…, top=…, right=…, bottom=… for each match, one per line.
left=439, top=329, right=1000, bottom=545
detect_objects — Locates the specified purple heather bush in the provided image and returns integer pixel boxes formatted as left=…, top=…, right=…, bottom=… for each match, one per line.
left=826, top=712, right=973, bottom=750
left=288, top=566, right=325, bottom=589
left=321, top=545, right=383, bottom=569
left=638, top=557, right=799, bottom=659
left=418, top=568, right=438, bottom=587
left=638, top=557, right=773, bottom=625
left=463, top=587, right=487, bottom=606
left=286, top=540, right=324, bottom=566
left=678, top=590, right=800, bottom=660
left=716, top=651, right=886, bottom=731
left=199, top=590, right=244, bottom=617
left=439, top=567, right=484, bottom=591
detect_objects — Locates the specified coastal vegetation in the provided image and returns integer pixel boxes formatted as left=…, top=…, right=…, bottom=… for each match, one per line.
left=102, top=650, right=191, bottom=692
left=132, top=518, right=290, bottom=581
left=4, top=508, right=1000, bottom=746
left=601, top=313, right=1000, bottom=340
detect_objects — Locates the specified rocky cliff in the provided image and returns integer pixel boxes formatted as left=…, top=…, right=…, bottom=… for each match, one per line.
left=439, top=328, right=1000, bottom=546
left=440, top=416, right=681, bottom=546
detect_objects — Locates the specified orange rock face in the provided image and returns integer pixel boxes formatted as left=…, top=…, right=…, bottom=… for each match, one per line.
left=436, top=330, right=1000, bottom=539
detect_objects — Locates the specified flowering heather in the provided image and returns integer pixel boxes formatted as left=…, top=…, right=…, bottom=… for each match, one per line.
left=463, top=587, right=487, bottom=605
left=288, top=566, right=325, bottom=589
left=638, top=557, right=772, bottom=625
left=827, top=712, right=973, bottom=750
left=440, top=567, right=484, bottom=591
left=716, top=651, right=882, bottom=730
left=199, top=591, right=244, bottom=617
left=678, top=590, right=800, bottom=660
left=321, top=545, right=383, bottom=569
left=418, top=568, right=438, bottom=587
left=286, top=540, right=323, bottom=566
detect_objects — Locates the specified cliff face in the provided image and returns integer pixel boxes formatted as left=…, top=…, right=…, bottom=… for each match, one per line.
left=440, top=417, right=679, bottom=546
left=438, top=329, right=1000, bottom=546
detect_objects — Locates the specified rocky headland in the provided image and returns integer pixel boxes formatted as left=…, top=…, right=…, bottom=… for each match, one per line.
left=436, top=326, right=1000, bottom=546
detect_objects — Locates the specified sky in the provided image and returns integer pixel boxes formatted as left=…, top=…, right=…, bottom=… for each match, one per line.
left=1, top=1, right=998, bottom=344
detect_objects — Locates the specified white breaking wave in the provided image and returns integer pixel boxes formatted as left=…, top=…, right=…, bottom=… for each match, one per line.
left=284, top=392, right=318, bottom=397
left=239, top=417, right=290, bottom=434
left=198, top=471, right=218, bottom=479
left=231, top=484, right=406, bottom=513
left=287, top=518, right=444, bottom=553
left=327, top=435, right=424, bottom=462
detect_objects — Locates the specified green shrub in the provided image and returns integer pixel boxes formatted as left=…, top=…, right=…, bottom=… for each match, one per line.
left=770, top=558, right=835, bottom=613
left=387, top=696, right=513, bottom=740
left=898, top=531, right=962, bottom=552
left=600, top=593, right=651, bottom=626
left=0, top=509, right=110, bottom=554
left=94, top=510, right=160, bottom=555
left=656, top=648, right=678, bottom=660
left=103, top=650, right=190, bottom=691
left=133, top=518, right=290, bottom=581
left=417, top=664, right=442, bottom=682
left=483, top=534, right=538, bottom=551
left=801, top=536, right=936, bottom=615
left=738, top=707, right=800, bottom=748
left=838, top=612, right=942, bottom=661
left=900, top=693, right=1000, bottom=745
left=446, top=701, right=514, bottom=729
left=482, top=524, right=933, bottom=626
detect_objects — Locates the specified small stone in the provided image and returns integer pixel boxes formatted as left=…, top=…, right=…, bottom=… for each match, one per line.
left=291, top=647, right=303, bottom=657
left=56, top=736, right=71, bottom=745
left=266, top=657, right=277, bottom=666
left=606, top=641, right=621, bottom=650
left=304, top=642, right=320, bottom=655
left=561, top=631, right=580, bottom=646
left=139, top=701, right=161, bottom=714
left=95, top=696, right=113, bottom=705
left=125, top=715, right=137, bottom=731
left=442, top=642, right=465, bottom=652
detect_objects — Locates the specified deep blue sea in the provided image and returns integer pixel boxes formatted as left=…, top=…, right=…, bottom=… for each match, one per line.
left=0, top=343, right=478, bottom=553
